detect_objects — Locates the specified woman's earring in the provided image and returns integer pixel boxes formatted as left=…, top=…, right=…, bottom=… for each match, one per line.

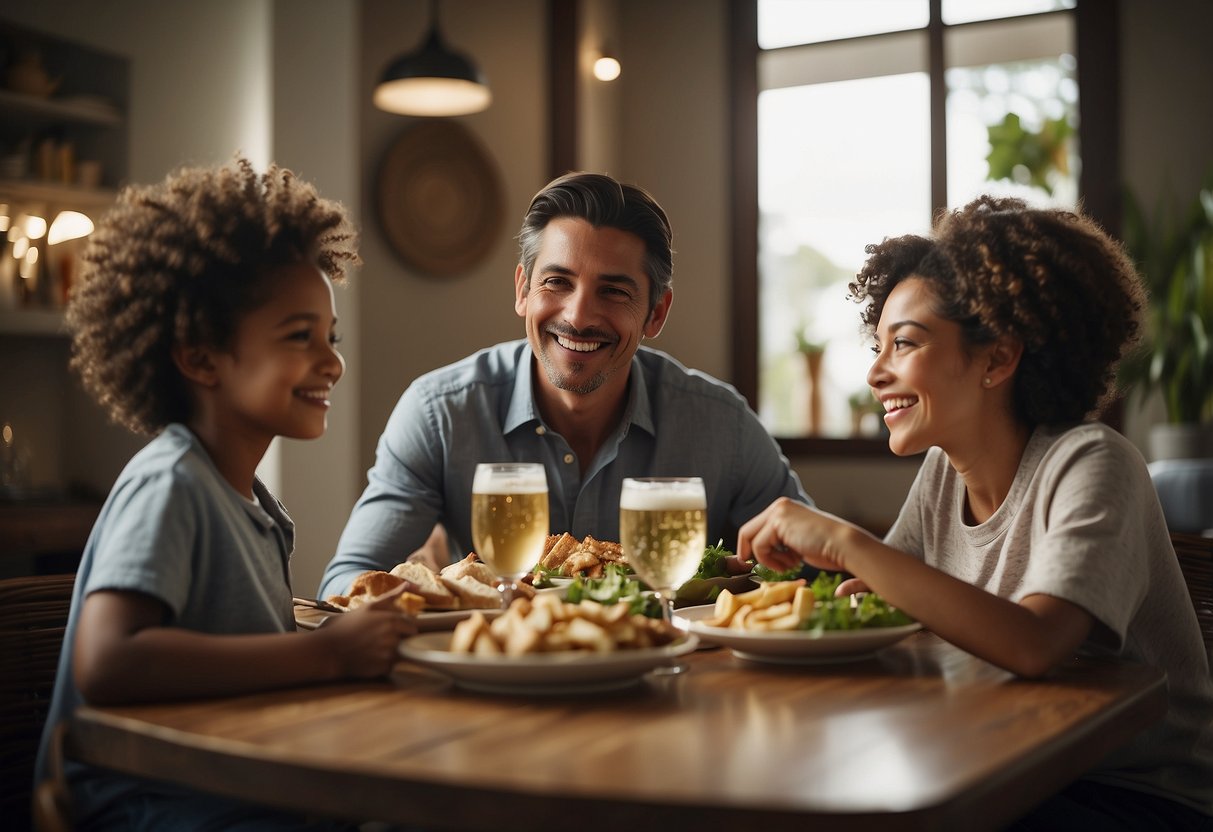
left=983, top=377, right=992, bottom=386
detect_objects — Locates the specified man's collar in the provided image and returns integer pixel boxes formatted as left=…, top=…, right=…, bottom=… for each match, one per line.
left=503, top=346, right=541, bottom=434
left=502, top=347, right=656, bottom=438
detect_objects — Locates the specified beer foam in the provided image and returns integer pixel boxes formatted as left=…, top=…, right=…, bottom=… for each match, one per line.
left=473, top=470, right=548, bottom=494
left=619, top=486, right=705, bottom=511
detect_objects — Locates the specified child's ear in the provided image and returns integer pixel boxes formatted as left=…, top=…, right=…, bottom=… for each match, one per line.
left=172, top=344, right=219, bottom=387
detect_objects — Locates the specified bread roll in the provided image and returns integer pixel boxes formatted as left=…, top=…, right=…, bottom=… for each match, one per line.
left=440, top=574, right=504, bottom=610
left=389, top=561, right=460, bottom=610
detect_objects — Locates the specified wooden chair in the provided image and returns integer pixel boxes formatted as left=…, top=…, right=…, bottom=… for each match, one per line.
left=1171, top=532, right=1213, bottom=657
left=0, top=574, right=76, bottom=831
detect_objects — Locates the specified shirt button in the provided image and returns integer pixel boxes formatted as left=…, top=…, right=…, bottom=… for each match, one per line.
left=535, top=426, right=546, bottom=435
left=563, top=453, right=575, bottom=465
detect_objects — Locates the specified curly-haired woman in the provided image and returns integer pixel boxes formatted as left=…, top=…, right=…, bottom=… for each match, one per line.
left=36, top=158, right=414, bottom=830
left=739, top=196, right=1213, bottom=829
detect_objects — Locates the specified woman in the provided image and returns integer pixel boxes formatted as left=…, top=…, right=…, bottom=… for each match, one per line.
left=739, top=196, right=1213, bottom=828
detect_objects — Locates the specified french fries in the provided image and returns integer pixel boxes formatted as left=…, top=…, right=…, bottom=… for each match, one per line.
left=704, top=579, right=814, bottom=632
left=449, top=593, right=679, bottom=656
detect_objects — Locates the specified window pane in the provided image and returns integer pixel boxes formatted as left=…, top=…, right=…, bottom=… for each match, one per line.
left=942, top=0, right=1075, bottom=26
left=758, top=0, right=928, bottom=49
left=758, top=75, right=930, bottom=437
left=946, top=57, right=1078, bottom=209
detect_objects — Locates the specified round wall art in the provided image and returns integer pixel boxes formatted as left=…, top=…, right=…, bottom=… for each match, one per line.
left=375, top=120, right=504, bottom=277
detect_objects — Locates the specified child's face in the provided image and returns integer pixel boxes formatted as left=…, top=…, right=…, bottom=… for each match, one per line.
left=211, top=262, right=344, bottom=443
left=865, top=277, right=990, bottom=457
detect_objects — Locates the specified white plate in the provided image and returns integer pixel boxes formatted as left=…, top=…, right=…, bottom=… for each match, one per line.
left=675, top=605, right=921, bottom=665
left=415, top=608, right=503, bottom=632
left=398, top=632, right=699, bottom=694
left=294, top=605, right=501, bottom=632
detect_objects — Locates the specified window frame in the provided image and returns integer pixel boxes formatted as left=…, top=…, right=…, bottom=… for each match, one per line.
left=728, top=0, right=1120, bottom=457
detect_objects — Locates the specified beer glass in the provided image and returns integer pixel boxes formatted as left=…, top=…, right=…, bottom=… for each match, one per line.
left=471, top=462, right=550, bottom=606
left=619, top=477, right=707, bottom=625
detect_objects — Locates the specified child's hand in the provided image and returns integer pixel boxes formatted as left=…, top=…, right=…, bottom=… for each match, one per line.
left=316, top=586, right=417, bottom=679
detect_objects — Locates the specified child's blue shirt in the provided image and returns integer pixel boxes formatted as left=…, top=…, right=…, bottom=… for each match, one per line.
left=33, top=423, right=296, bottom=824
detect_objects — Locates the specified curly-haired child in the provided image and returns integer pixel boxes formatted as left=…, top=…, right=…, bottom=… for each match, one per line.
left=34, top=157, right=415, bottom=830
left=739, top=196, right=1213, bottom=828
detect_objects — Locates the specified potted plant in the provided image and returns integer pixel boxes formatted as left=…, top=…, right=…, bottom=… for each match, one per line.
left=796, top=327, right=827, bottom=435
left=1118, top=171, right=1213, bottom=459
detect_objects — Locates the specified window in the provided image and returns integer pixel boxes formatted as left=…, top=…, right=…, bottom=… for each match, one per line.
left=730, top=0, right=1117, bottom=455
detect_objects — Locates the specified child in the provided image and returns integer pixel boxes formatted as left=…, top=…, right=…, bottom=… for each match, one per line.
left=34, top=158, right=415, bottom=830
left=739, top=196, right=1213, bottom=828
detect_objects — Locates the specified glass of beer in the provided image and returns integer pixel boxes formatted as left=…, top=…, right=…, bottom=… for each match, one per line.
left=471, top=462, right=550, bottom=606
left=619, top=477, right=707, bottom=625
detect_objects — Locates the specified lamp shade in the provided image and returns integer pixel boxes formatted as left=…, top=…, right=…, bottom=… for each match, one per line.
left=374, top=24, right=491, bottom=117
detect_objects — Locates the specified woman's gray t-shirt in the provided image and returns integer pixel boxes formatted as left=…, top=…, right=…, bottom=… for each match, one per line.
left=886, top=422, right=1213, bottom=814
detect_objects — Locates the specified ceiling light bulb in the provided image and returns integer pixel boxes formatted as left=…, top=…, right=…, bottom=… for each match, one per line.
left=374, top=1, right=491, bottom=117
left=16, top=213, right=47, bottom=240
left=593, top=55, right=621, bottom=82
left=48, top=211, right=95, bottom=245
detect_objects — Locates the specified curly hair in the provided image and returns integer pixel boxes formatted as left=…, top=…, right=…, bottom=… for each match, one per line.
left=849, top=195, right=1146, bottom=425
left=517, top=171, right=674, bottom=314
left=66, top=157, right=360, bottom=435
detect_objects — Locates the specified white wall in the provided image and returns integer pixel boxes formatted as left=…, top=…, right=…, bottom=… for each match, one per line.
left=271, top=1, right=361, bottom=593
left=357, top=0, right=547, bottom=472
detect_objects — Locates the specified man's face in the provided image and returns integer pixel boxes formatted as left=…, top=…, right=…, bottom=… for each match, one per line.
left=515, top=217, right=672, bottom=403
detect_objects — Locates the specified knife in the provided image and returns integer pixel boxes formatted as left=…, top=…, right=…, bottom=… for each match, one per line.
left=292, top=596, right=346, bottom=613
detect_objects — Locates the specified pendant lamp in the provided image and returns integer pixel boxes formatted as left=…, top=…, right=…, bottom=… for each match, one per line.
left=373, top=0, right=491, bottom=117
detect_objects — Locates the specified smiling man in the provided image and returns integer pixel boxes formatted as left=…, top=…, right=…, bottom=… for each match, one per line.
left=320, top=172, right=809, bottom=597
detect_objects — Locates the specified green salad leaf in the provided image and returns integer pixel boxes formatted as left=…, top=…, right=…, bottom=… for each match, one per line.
left=751, top=562, right=803, bottom=582
left=800, top=572, right=913, bottom=632
left=529, top=564, right=565, bottom=589
left=692, top=539, right=732, bottom=579
left=565, top=564, right=661, bottom=618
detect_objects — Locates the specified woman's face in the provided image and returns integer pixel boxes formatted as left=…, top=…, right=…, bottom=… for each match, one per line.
left=866, top=277, right=991, bottom=457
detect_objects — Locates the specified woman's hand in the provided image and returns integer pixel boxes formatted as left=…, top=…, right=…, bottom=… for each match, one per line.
left=315, top=586, right=418, bottom=679
left=835, top=578, right=870, bottom=596
left=722, top=554, right=757, bottom=575
left=738, top=498, right=868, bottom=574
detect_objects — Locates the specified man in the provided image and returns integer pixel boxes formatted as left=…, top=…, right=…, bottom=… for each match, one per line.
left=320, top=172, right=809, bottom=597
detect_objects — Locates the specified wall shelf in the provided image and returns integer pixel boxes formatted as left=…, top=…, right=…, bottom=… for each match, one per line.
left=0, top=88, right=122, bottom=127
left=0, top=19, right=131, bottom=510
left=0, top=308, right=66, bottom=337
left=0, top=178, right=118, bottom=208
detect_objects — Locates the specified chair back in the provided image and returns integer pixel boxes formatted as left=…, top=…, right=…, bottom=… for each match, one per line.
left=1151, top=459, right=1213, bottom=534
left=0, top=574, right=75, bottom=830
left=1171, top=532, right=1213, bottom=657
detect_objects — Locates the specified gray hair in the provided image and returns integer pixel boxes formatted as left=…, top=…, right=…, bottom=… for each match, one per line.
left=516, top=172, right=674, bottom=313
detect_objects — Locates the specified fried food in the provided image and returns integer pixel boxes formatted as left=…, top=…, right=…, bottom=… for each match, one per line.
left=448, top=593, right=679, bottom=656
left=537, top=533, right=628, bottom=578
left=326, top=570, right=426, bottom=616
left=441, top=573, right=503, bottom=610
left=394, top=591, right=426, bottom=616
left=334, top=553, right=534, bottom=613
left=389, top=562, right=460, bottom=609
left=440, top=552, right=497, bottom=585
left=704, top=579, right=812, bottom=631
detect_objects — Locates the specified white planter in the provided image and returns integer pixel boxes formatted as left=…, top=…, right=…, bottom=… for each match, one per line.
left=1148, top=423, right=1213, bottom=461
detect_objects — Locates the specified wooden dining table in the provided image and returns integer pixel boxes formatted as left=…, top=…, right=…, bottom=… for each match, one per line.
left=63, top=629, right=1166, bottom=831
